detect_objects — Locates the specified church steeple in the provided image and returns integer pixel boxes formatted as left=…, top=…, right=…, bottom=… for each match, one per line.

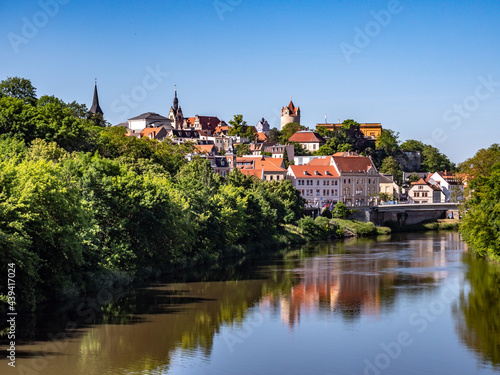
left=173, top=85, right=179, bottom=112
left=90, top=79, right=103, bottom=115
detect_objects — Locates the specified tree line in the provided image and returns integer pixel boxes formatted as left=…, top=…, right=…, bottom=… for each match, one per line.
left=0, top=77, right=306, bottom=312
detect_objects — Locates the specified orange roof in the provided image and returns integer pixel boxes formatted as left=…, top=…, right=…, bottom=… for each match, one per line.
left=236, top=156, right=264, bottom=163
left=254, top=160, right=287, bottom=172
left=288, top=131, right=325, bottom=144
left=411, top=178, right=428, bottom=185
left=214, top=125, right=229, bottom=135
left=186, top=117, right=195, bottom=126
left=140, top=127, right=161, bottom=137
left=240, top=169, right=264, bottom=178
left=267, top=158, right=285, bottom=168
left=257, top=132, right=268, bottom=141
left=289, top=165, right=339, bottom=178
left=332, top=154, right=376, bottom=173
left=283, top=100, right=299, bottom=116
left=194, top=144, right=215, bottom=154
left=307, top=156, right=332, bottom=166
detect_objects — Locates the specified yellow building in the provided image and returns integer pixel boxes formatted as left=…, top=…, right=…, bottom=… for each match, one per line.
left=316, top=123, right=382, bottom=139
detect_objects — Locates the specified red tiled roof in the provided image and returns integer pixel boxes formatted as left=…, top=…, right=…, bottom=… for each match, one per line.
left=288, top=131, right=325, bottom=143
left=285, top=100, right=299, bottom=115
left=139, top=127, right=166, bottom=139
left=236, top=156, right=264, bottom=163
left=332, top=154, right=376, bottom=173
left=411, top=178, right=428, bottom=185
left=289, top=165, right=339, bottom=178
left=257, top=132, right=268, bottom=141
left=194, top=144, right=216, bottom=154
left=240, top=169, right=264, bottom=178
left=197, top=116, right=221, bottom=131
left=214, top=125, right=229, bottom=135
left=307, top=156, right=332, bottom=166
left=186, top=117, right=195, bottom=126
left=267, top=158, right=285, bottom=168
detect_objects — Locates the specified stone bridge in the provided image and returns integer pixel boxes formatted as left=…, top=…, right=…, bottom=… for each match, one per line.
left=349, top=203, right=460, bottom=226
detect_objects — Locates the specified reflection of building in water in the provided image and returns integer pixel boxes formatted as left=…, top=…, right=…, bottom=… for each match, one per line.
left=278, top=257, right=383, bottom=330
left=275, top=234, right=461, bottom=330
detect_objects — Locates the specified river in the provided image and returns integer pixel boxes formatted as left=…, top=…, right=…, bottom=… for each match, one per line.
left=2, top=232, right=500, bottom=375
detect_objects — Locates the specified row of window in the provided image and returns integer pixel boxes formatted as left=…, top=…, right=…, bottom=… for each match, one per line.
left=297, top=179, right=339, bottom=186
left=342, top=178, right=378, bottom=185
left=301, top=189, right=339, bottom=197
left=414, top=192, right=428, bottom=197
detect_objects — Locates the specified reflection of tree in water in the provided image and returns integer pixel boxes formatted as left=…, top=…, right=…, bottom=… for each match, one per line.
left=454, top=253, right=500, bottom=369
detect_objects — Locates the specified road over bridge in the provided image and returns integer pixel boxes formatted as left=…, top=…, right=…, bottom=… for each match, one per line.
left=350, top=203, right=460, bottom=226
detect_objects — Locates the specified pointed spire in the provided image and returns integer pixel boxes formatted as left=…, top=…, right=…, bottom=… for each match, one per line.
left=173, top=85, right=179, bottom=112
left=90, top=80, right=103, bottom=115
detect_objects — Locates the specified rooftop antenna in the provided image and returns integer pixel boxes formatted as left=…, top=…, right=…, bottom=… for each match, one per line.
left=325, top=114, right=327, bottom=124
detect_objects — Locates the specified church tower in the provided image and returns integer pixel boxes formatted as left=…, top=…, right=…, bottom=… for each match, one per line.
left=168, top=86, right=184, bottom=129
left=281, top=98, right=300, bottom=130
left=90, top=80, right=103, bottom=115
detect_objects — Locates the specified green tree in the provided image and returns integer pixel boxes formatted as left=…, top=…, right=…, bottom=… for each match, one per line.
left=380, top=156, right=403, bottom=185
left=283, top=147, right=290, bottom=168
left=0, top=77, right=37, bottom=105
left=376, top=129, right=400, bottom=156
left=459, top=143, right=500, bottom=180
left=268, top=127, right=281, bottom=143
left=235, top=143, right=250, bottom=157
left=401, top=139, right=425, bottom=152
left=290, top=141, right=311, bottom=156
left=408, top=173, right=421, bottom=183
left=333, top=202, right=348, bottom=218
left=228, top=114, right=255, bottom=139
left=421, top=144, right=454, bottom=172
left=280, top=122, right=306, bottom=143
left=460, top=162, right=500, bottom=261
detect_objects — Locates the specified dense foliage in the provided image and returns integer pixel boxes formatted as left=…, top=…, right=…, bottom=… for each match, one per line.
left=0, top=79, right=306, bottom=312
left=459, top=144, right=500, bottom=261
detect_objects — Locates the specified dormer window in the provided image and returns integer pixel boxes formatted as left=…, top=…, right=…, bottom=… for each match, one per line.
left=314, top=171, right=319, bottom=175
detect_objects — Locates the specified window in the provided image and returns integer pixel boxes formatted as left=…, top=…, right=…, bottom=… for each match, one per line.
left=344, top=179, right=346, bottom=184
left=348, top=179, right=351, bottom=184
left=368, top=178, right=371, bottom=184
left=334, top=180, right=338, bottom=186
left=361, top=178, right=363, bottom=183
left=422, top=192, right=428, bottom=197
left=313, top=144, right=316, bottom=150
left=356, top=179, right=359, bottom=184
left=356, top=188, right=363, bottom=196
left=316, top=189, right=320, bottom=196
left=317, top=180, right=320, bottom=185
left=414, top=192, right=420, bottom=197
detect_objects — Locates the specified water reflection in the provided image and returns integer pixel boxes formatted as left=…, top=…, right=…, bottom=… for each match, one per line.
left=266, top=232, right=464, bottom=329
left=1, top=232, right=491, bottom=375
left=455, top=253, right=500, bottom=370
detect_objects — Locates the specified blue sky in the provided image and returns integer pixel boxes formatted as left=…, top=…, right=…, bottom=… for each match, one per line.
left=1, top=0, right=499, bottom=163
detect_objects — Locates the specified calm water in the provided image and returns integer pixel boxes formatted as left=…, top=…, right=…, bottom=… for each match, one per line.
left=2, top=232, right=500, bottom=375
